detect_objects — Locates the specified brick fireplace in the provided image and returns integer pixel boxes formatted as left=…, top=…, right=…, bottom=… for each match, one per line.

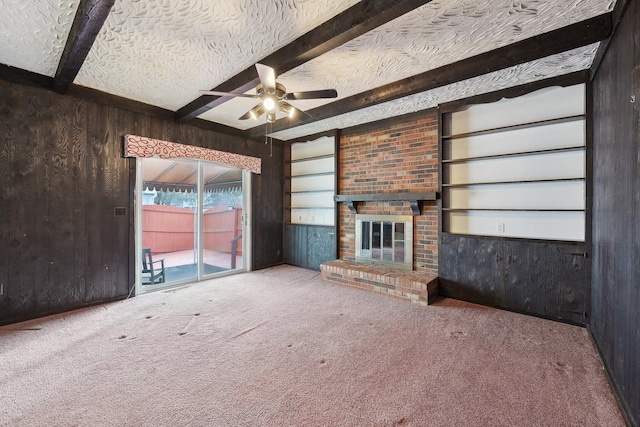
left=320, top=112, right=439, bottom=303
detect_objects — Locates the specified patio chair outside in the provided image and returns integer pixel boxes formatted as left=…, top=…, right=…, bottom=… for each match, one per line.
left=142, top=248, right=165, bottom=285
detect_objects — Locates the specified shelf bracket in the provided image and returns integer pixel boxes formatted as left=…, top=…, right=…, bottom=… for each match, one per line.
left=334, top=192, right=437, bottom=216
left=409, top=200, right=420, bottom=216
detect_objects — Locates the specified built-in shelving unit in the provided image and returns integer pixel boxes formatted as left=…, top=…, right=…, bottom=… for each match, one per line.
left=284, top=135, right=337, bottom=271
left=284, top=136, right=336, bottom=226
left=440, top=84, right=587, bottom=241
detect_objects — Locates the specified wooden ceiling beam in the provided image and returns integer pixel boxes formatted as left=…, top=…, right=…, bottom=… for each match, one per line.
left=247, top=13, right=612, bottom=138
left=0, top=63, right=54, bottom=89
left=53, top=0, right=115, bottom=94
left=174, top=0, right=434, bottom=123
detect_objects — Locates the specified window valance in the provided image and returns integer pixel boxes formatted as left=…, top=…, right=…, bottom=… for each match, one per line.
left=124, top=134, right=261, bottom=174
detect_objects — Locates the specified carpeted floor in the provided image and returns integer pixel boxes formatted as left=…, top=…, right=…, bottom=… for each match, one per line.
left=0, top=265, right=625, bottom=426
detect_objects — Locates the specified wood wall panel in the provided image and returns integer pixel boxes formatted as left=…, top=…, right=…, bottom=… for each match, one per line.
left=5, top=84, right=40, bottom=315
left=439, top=235, right=589, bottom=325
left=557, top=245, right=589, bottom=322
left=0, top=87, right=11, bottom=306
left=284, top=223, right=335, bottom=271
left=307, top=226, right=335, bottom=271
left=42, top=91, right=83, bottom=309
left=438, top=235, right=500, bottom=306
left=85, top=104, right=131, bottom=303
left=0, top=79, right=283, bottom=325
left=70, top=98, right=88, bottom=308
left=591, top=0, right=640, bottom=424
left=251, top=150, right=285, bottom=269
left=284, top=224, right=306, bottom=267
left=502, top=240, right=546, bottom=316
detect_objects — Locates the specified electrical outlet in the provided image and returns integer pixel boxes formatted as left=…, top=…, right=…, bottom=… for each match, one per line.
left=496, top=223, right=505, bottom=233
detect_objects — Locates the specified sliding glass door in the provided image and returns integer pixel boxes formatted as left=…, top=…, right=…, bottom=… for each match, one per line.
left=137, top=157, right=247, bottom=291
left=201, top=162, right=244, bottom=276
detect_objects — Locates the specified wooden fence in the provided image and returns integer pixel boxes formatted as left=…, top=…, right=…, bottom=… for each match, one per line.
left=142, top=205, right=242, bottom=254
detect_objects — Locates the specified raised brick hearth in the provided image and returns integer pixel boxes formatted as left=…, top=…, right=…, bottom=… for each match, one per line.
left=321, top=260, right=438, bottom=305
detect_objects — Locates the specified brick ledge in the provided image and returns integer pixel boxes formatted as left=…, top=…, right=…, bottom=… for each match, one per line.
left=320, top=260, right=438, bottom=305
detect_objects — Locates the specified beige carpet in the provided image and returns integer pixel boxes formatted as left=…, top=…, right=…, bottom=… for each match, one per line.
left=0, top=265, right=624, bottom=426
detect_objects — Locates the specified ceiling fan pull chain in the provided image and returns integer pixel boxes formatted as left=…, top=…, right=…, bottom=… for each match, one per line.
left=269, top=122, right=273, bottom=157
left=264, top=122, right=273, bottom=157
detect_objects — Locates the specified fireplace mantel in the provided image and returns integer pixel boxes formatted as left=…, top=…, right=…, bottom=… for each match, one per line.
left=334, top=192, right=438, bottom=215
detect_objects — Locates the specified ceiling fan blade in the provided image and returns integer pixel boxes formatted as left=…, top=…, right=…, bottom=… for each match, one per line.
left=286, top=89, right=338, bottom=100
left=255, top=63, right=276, bottom=92
left=280, top=101, right=312, bottom=120
left=199, top=90, right=256, bottom=99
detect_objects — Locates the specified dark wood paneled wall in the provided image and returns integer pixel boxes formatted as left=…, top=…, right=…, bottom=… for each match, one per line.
left=591, top=0, right=639, bottom=424
left=0, top=80, right=283, bottom=325
left=284, top=224, right=336, bottom=271
left=439, top=235, right=589, bottom=325
left=251, top=149, right=285, bottom=269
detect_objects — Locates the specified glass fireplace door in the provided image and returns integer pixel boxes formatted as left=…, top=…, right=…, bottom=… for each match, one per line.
left=355, top=214, right=413, bottom=270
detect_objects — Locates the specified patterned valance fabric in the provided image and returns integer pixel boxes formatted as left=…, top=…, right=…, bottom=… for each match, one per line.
left=124, top=134, right=261, bottom=174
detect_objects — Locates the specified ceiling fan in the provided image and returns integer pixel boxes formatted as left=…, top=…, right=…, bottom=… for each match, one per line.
left=199, top=63, right=338, bottom=123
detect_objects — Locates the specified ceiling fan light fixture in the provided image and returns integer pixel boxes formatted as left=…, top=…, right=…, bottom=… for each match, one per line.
left=263, top=97, right=276, bottom=111
left=266, top=111, right=277, bottom=123
left=280, top=103, right=295, bottom=118
left=249, top=104, right=265, bottom=120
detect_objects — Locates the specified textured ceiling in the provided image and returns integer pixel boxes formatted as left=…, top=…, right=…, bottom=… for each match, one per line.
left=271, top=43, right=600, bottom=140
left=74, top=0, right=360, bottom=110
left=0, top=0, right=81, bottom=76
left=197, top=0, right=612, bottom=133
left=0, top=0, right=615, bottom=141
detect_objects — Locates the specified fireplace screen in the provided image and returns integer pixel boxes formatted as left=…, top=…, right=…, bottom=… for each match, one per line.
left=355, top=214, right=413, bottom=270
